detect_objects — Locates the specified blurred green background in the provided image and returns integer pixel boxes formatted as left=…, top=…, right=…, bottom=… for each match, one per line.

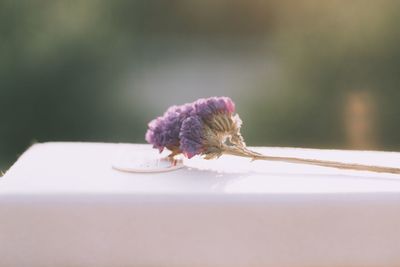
left=1, top=0, right=400, bottom=172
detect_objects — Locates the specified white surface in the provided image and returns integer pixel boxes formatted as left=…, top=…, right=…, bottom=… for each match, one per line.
left=1, top=142, right=400, bottom=267
left=111, top=146, right=184, bottom=173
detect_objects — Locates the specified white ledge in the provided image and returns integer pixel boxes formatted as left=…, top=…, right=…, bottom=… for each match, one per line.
left=1, top=142, right=400, bottom=267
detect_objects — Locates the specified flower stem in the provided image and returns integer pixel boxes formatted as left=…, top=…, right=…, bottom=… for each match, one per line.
left=222, top=145, right=400, bottom=174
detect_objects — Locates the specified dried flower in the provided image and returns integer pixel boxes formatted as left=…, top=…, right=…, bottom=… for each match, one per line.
left=145, top=96, right=243, bottom=158
left=145, top=96, right=400, bottom=174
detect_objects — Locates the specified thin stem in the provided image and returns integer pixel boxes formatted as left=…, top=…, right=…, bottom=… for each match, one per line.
left=222, top=145, right=400, bottom=174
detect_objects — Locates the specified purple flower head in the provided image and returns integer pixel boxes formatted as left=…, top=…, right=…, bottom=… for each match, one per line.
left=161, top=108, right=182, bottom=146
left=145, top=96, right=239, bottom=158
left=145, top=102, right=195, bottom=153
left=194, top=97, right=235, bottom=119
left=179, top=115, right=205, bottom=158
left=145, top=117, right=165, bottom=152
left=168, top=103, right=195, bottom=120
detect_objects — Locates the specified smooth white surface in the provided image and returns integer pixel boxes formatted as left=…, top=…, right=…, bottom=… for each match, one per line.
left=111, top=146, right=184, bottom=173
left=2, top=142, right=400, bottom=194
left=1, top=142, right=400, bottom=267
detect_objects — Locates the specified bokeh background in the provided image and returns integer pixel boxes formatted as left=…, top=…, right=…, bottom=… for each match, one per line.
left=1, top=0, right=400, bottom=172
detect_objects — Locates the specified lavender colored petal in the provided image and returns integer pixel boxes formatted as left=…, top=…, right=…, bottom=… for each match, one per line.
left=179, top=116, right=205, bottom=158
left=145, top=102, right=195, bottom=153
left=194, top=96, right=235, bottom=119
left=193, top=98, right=213, bottom=118
left=145, top=117, right=166, bottom=152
